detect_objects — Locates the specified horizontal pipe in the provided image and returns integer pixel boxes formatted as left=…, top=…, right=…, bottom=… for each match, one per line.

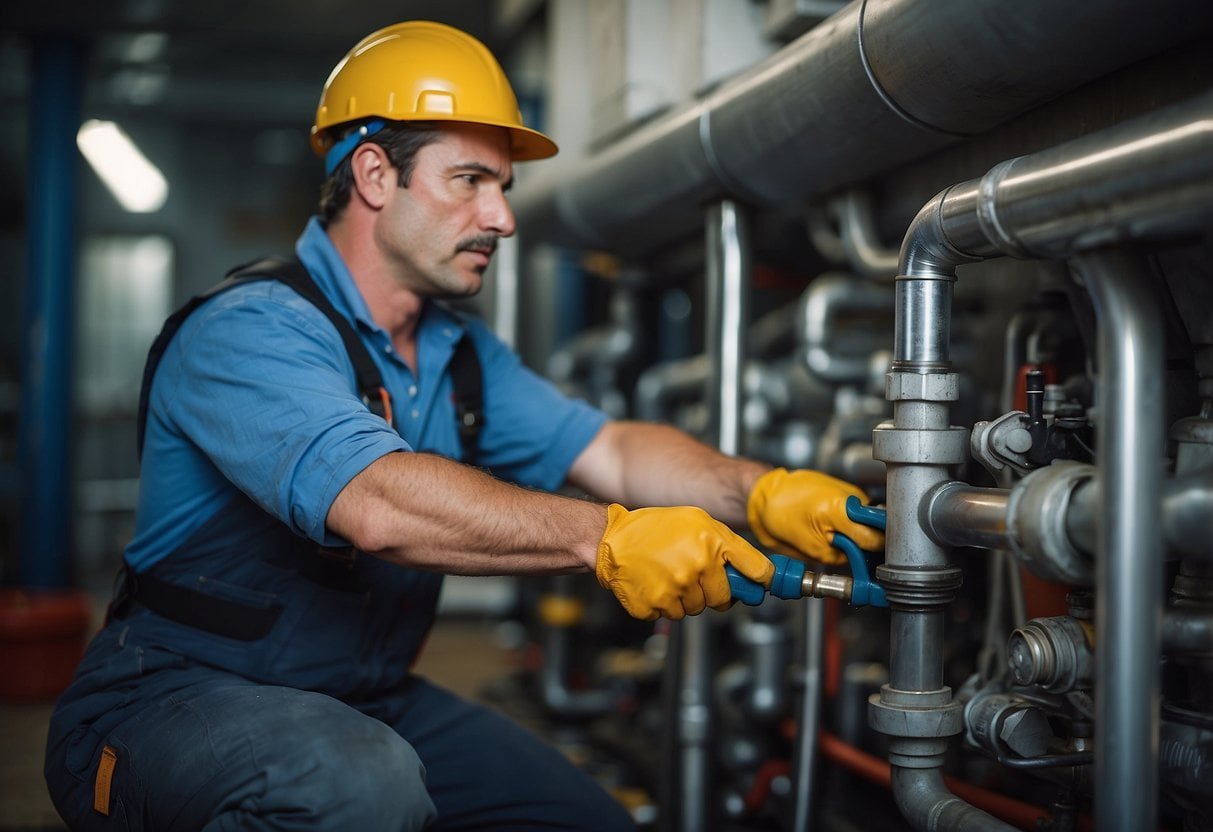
left=1161, top=607, right=1213, bottom=655
left=922, top=470, right=1212, bottom=563
left=513, top=0, right=1212, bottom=257
left=1069, top=467, right=1213, bottom=560
left=922, top=483, right=1010, bottom=550
left=818, top=733, right=1070, bottom=832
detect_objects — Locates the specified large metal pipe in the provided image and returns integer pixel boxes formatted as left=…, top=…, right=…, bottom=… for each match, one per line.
left=879, top=93, right=1213, bottom=832
left=512, top=0, right=1213, bottom=256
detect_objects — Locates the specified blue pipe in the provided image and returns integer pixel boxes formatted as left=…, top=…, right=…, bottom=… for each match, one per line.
left=19, top=37, right=84, bottom=587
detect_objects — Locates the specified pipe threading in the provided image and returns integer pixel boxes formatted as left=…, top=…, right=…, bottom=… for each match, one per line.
left=875, top=565, right=964, bottom=610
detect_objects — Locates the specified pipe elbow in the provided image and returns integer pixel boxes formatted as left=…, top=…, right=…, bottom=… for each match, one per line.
left=899, top=184, right=985, bottom=279
left=891, top=767, right=1019, bottom=832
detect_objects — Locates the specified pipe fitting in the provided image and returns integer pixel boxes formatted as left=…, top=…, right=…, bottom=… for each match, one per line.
left=1007, top=616, right=1095, bottom=692
left=1006, top=461, right=1095, bottom=586
left=875, top=565, right=964, bottom=610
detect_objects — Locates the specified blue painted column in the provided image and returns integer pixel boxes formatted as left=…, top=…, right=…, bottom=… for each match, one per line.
left=19, top=37, right=84, bottom=587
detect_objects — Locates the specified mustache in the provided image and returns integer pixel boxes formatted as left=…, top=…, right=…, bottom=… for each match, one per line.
left=455, top=235, right=499, bottom=255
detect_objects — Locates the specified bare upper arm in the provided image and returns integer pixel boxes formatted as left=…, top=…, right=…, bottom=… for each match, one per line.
left=566, top=420, right=626, bottom=503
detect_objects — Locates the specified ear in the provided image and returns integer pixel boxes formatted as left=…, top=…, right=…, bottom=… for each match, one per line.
left=349, top=143, right=394, bottom=210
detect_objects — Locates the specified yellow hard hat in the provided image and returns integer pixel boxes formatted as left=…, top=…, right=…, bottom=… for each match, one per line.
left=311, top=20, right=557, bottom=173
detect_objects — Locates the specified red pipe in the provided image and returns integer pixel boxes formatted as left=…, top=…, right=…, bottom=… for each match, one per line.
left=818, top=731, right=1094, bottom=832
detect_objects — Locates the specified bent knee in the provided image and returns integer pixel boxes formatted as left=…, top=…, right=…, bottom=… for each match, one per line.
left=266, top=716, right=436, bottom=829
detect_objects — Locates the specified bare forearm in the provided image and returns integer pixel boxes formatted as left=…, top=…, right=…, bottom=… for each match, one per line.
left=327, top=451, right=606, bottom=575
left=569, top=421, right=770, bottom=528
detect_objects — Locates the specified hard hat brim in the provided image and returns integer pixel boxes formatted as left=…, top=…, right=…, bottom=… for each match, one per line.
left=310, top=117, right=557, bottom=164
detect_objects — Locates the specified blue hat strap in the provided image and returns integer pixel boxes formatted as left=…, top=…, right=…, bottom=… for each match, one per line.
left=324, top=119, right=387, bottom=176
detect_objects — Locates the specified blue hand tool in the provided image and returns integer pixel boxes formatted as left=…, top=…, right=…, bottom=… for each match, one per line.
left=727, top=496, right=887, bottom=607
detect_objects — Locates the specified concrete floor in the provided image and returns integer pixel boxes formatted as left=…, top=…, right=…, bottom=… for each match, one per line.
left=0, top=611, right=514, bottom=831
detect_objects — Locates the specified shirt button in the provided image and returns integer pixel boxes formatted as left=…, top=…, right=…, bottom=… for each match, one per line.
left=383, top=345, right=391, bottom=354
left=408, top=385, right=417, bottom=397
left=410, top=409, right=420, bottom=419
left=442, top=328, right=453, bottom=337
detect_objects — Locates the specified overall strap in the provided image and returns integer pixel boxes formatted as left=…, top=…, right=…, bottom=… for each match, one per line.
left=232, top=257, right=396, bottom=429
left=449, top=333, right=483, bottom=461
left=136, top=256, right=484, bottom=463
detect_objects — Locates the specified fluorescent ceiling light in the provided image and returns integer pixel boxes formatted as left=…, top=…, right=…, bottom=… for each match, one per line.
left=76, top=119, right=168, bottom=213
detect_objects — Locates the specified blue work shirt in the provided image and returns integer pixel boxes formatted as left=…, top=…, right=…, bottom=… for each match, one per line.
left=127, top=217, right=608, bottom=570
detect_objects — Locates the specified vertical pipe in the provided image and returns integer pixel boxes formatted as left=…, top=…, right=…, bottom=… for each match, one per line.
left=669, top=200, right=750, bottom=832
left=1072, top=250, right=1164, bottom=832
left=706, top=200, right=749, bottom=460
left=493, top=234, right=520, bottom=349
left=791, top=599, right=826, bottom=832
left=19, top=37, right=84, bottom=588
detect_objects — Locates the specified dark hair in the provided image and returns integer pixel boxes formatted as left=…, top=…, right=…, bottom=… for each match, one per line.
left=318, top=121, right=443, bottom=224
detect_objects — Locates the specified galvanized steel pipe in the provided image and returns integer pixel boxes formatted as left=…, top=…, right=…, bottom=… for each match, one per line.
left=512, top=0, right=1212, bottom=257
left=879, top=93, right=1213, bottom=832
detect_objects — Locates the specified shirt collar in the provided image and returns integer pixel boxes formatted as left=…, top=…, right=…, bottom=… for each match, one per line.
left=294, top=216, right=467, bottom=345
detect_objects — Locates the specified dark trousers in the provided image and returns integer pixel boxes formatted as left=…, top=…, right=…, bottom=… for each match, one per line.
left=45, top=622, right=636, bottom=831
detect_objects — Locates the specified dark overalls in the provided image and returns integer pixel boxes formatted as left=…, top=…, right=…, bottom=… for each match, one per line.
left=44, top=259, right=635, bottom=831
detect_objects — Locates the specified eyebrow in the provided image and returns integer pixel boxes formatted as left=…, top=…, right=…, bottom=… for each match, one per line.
left=455, top=162, right=514, bottom=192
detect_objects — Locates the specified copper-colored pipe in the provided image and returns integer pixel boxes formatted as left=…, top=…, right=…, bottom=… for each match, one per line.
left=818, top=732, right=1093, bottom=832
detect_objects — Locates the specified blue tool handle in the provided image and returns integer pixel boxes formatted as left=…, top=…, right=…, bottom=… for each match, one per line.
left=727, top=554, right=806, bottom=606
left=727, top=565, right=767, bottom=606
left=845, top=495, right=886, bottom=530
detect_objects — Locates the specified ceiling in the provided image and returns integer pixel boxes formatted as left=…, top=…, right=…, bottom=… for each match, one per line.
left=3, top=0, right=537, bottom=128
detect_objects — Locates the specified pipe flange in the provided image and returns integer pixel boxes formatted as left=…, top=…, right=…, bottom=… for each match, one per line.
left=1007, top=461, right=1095, bottom=586
left=885, top=371, right=960, bottom=402
left=875, top=565, right=964, bottom=608
left=868, top=692, right=963, bottom=741
left=872, top=425, right=969, bottom=465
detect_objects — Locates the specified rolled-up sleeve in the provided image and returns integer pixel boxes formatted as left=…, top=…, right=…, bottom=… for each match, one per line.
left=157, top=282, right=408, bottom=543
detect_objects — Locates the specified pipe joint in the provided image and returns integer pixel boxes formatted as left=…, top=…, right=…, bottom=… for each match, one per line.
left=898, top=186, right=984, bottom=279
left=1007, top=461, right=1095, bottom=585
left=875, top=565, right=964, bottom=610
left=886, top=371, right=959, bottom=402
left=870, top=685, right=963, bottom=746
left=872, top=424, right=969, bottom=465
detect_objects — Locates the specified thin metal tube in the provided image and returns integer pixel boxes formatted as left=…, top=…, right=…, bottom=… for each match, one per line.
left=668, top=201, right=751, bottom=832
left=492, top=234, right=519, bottom=349
left=1074, top=250, right=1165, bottom=832
left=791, top=600, right=826, bottom=832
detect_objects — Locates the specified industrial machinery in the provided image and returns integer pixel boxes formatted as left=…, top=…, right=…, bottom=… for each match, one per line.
left=501, top=1, right=1213, bottom=830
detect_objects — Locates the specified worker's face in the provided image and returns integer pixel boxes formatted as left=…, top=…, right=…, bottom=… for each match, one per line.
left=378, top=123, right=515, bottom=298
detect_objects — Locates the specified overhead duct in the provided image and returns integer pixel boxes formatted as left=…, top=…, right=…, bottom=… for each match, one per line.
left=512, top=0, right=1213, bottom=257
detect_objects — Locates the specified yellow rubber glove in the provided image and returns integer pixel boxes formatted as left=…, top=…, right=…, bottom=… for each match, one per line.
left=747, top=468, right=885, bottom=566
left=596, top=504, right=776, bottom=621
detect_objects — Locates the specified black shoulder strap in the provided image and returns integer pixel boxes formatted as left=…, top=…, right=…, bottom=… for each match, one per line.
left=450, top=333, right=483, bottom=460
left=137, top=256, right=483, bottom=463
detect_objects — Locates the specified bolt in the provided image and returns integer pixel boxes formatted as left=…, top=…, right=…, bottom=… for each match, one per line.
left=1000, top=707, right=1054, bottom=758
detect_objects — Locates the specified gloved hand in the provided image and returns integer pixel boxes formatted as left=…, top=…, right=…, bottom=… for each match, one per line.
left=596, top=504, right=775, bottom=621
left=747, top=468, right=885, bottom=566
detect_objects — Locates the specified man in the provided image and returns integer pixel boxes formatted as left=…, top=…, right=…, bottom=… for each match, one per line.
left=45, top=21, right=883, bottom=831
